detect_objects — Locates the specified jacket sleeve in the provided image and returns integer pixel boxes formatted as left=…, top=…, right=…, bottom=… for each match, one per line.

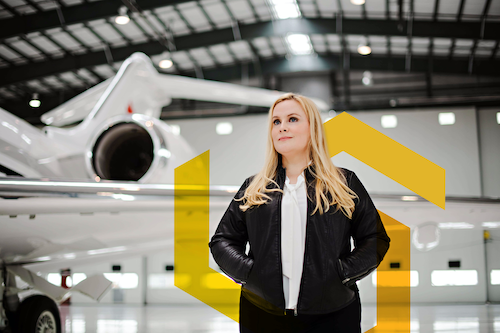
left=338, top=171, right=391, bottom=287
left=209, top=177, right=254, bottom=284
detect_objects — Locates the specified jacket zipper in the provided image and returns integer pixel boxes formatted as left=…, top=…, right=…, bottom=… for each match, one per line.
left=341, top=263, right=378, bottom=285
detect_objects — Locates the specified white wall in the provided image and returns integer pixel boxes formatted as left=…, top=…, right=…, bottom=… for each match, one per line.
left=477, top=107, right=500, bottom=198
left=170, top=106, right=486, bottom=197
left=358, top=229, right=487, bottom=304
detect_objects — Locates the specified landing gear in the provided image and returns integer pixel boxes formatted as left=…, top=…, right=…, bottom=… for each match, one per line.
left=16, top=296, right=61, bottom=333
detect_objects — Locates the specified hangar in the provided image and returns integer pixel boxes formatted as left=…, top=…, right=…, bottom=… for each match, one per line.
left=0, top=0, right=499, bottom=332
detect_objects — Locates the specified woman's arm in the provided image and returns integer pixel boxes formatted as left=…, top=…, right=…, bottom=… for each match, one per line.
left=209, top=177, right=254, bottom=284
left=337, top=171, right=391, bottom=287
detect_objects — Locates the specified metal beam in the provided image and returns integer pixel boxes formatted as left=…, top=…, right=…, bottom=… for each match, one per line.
left=2, top=17, right=500, bottom=86
left=0, top=0, right=194, bottom=40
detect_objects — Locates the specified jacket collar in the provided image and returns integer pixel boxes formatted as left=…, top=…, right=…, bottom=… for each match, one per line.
left=277, top=154, right=315, bottom=189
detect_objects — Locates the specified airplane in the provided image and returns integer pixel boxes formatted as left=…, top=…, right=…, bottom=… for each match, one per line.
left=0, top=52, right=329, bottom=333
left=2, top=52, right=499, bottom=332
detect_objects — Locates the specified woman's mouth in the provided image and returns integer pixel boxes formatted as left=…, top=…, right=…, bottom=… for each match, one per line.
left=279, top=137, right=292, bottom=141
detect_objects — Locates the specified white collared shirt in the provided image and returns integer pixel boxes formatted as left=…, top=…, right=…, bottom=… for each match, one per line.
left=281, top=173, right=308, bottom=310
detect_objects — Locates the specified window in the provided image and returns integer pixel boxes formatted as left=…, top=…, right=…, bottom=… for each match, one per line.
left=491, top=270, right=500, bottom=285
left=431, top=270, right=478, bottom=286
left=438, top=112, right=455, bottom=125
left=103, top=273, right=139, bottom=289
left=381, top=115, right=397, bottom=128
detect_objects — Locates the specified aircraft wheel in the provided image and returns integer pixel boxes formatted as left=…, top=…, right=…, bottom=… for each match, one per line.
left=17, top=296, right=61, bottom=333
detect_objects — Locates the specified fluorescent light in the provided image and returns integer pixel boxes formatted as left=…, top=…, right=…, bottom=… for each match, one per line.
left=439, top=112, right=455, bottom=125
left=482, top=222, right=500, bottom=228
left=497, top=112, right=500, bottom=124
left=115, top=15, right=130, bottom=25
left=216, top=122, right=233, bottom=135
left=29, top=93, right=41, bottom=108
left=268, top=0, right=301, bottom=20
left=286, top=34, right=313, bottom=55
left=402, top=196, right=418, bottom=201
left=438, top=222, right=474, bottom=229
left=381, top=115, right=397, bottom=128
left=431, top=270, right=478, bottom=286
left=159, top=59, right=173, bottom=69
left=350, top=0, right=365, bottom=4
left=491, top=270, right=500, bottom=285
left=357, top=45, right=371, bottom=55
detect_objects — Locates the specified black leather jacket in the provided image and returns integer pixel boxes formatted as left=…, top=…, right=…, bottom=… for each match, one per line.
left=209, top=163, right=390, bottom=315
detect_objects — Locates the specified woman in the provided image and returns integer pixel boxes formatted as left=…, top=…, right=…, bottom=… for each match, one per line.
left=209, top=93, right=390, bottom=333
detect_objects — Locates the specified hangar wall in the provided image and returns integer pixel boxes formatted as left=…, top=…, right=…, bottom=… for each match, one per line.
left=171, top=106, right=499, bottom=198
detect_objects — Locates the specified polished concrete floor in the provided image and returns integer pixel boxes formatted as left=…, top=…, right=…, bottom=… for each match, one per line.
left=59, top=303, right=500, bottom=333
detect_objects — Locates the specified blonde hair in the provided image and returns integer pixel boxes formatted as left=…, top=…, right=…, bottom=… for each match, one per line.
left=236, top=93, right=357, bottom=218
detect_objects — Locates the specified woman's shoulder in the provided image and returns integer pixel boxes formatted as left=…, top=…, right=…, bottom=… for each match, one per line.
left=336, top=167, right=354, bottom=178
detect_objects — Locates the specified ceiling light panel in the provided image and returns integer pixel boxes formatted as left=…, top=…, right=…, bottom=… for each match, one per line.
left=0, top=44, right=24, bottom=61
left=208, top=44, right=235, bottom=64
left=156, top=10, right=190, bottom=36
left=67, top=26, right=102, bottom=48
left=433, top=38, right=452, bottom=46
left=226, top=0, right=255, bottom=20
left=27, top=80, right=51, bottom=93
left=8, top=40, right=42, bottom=60
left=0, top=88, right=15, bottom=99
left=93, top=65, right=117, bottom=79
left=363, top=0, right=384, bottom=18
left=43, top=76, right=65, bottom=89
left=475, top=49, right=493, bottom=57
left=438, top=0, right=461, bottom=16
left=180, top=6, right=211, bottom=30
left=189, top=48, right=216, bottom=67
left=60, top=72, right=85, bottom=87
left=171, top=51, right=195, bottom=69
left=269, top=36, right=287, bottom=55
left=106, top=20, right=147, bottom=43
left=316, top=0, right=338, bottom=13
left=251, top=4, right=273, bottom=20
left=132, top=15, right=157, bottom=35
left=310, top=34, right=325, bottom=45
left=455, top=39, right=474, bottom=47
left=201, top=2, right=232, bottom=25
left=76, top=68, right=99, bottom=84
left=228, top=41, right=253, bottom=60
left=29, top=36, right=61, bottom=55
left=13, top=5, right=36, bottom=15
left=462, top=0, right=484, bottom=16
left=296, top=2, right=317, bottom=16
left=268, top=0, right=301, bottom=20
left=286, top=34, right=314, bottom=55
left=341, top=0, right=364, bottom=16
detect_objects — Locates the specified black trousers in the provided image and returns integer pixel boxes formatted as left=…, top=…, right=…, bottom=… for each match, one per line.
left=239, top=292, right=361, bottom=333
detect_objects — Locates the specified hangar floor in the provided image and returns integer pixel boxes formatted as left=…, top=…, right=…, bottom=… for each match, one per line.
left=58, top=302, right=500, bottom=332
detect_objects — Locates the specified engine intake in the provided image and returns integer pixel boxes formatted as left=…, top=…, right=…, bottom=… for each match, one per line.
left=92, top=122, right=154, bottom=181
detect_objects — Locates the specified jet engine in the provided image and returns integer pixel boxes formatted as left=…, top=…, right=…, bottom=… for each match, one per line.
left=84, top=114, right=195, bottom=184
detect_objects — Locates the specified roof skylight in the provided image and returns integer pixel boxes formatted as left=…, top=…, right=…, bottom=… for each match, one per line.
left=268, top=0, right=301, bottom=20
left=285, top=34, right=313, bottom=55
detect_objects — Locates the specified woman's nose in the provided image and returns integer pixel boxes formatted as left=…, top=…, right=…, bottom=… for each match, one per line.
left=280, top=123, right=288, bottom=132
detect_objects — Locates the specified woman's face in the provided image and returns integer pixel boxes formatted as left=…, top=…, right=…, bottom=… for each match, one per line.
left=271, top=99, right=311, bottom=160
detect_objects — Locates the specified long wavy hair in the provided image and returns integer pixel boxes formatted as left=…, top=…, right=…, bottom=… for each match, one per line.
left=236, top=93, right=357, bottom=218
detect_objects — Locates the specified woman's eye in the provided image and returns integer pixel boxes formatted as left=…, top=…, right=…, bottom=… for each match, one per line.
left=290, top=117, right=298, bottom=122
left=273, top=119, right=280, bottom=125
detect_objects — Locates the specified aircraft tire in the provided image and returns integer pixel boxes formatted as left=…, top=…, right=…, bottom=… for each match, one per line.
left=16, top=296, right=61, bottom=333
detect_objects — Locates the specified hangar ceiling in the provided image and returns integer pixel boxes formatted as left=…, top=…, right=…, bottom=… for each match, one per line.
left=0, top=0, right=499, bottom=124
